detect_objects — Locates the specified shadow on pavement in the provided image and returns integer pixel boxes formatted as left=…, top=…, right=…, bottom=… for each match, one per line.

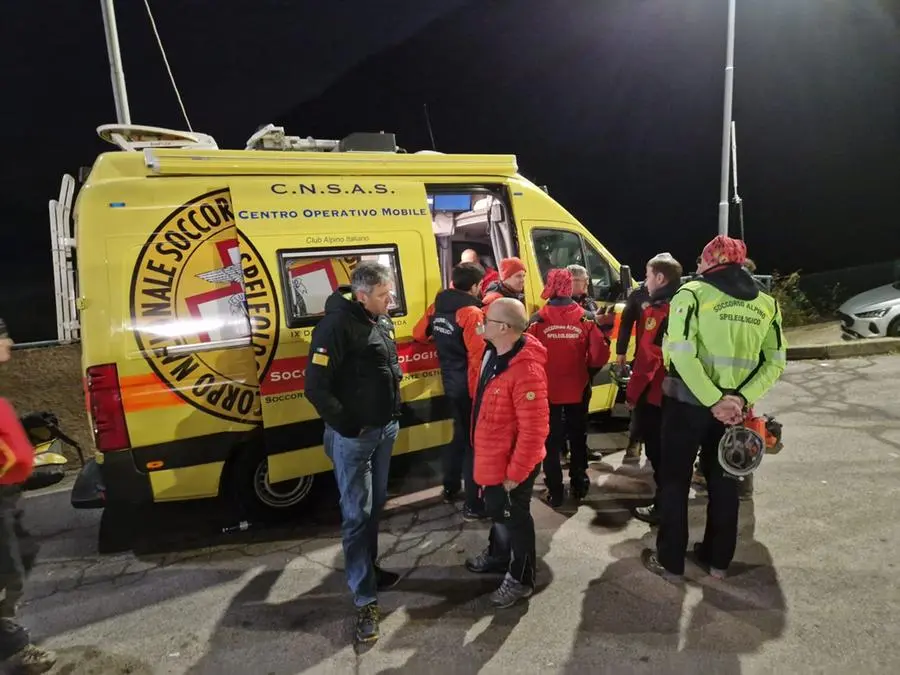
left=564, top=499, right=786, bottom=674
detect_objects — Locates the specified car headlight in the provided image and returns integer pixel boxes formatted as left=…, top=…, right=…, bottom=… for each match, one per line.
left=855, top=308, right=889, bottom=319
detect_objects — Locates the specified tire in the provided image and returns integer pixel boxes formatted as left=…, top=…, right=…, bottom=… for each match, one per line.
left=887, top=316, right=900, bottom=338
left=228, top=442, right=317, bottom=523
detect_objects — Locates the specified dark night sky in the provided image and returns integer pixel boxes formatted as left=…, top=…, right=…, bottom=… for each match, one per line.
left=2, top=0, right=899, bottom=340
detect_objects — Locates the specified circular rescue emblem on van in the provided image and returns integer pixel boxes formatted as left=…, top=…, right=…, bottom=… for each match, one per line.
left=129, top=189, right=279, bottom=424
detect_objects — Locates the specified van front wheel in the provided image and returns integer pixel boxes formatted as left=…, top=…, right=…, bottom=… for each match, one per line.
left=229, top=444, right=316, bottom=522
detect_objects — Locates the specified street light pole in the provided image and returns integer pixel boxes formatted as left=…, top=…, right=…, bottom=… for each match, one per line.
left=100, top=0, right=131, bottom=124
left=717, top=0, right=737, bottom=236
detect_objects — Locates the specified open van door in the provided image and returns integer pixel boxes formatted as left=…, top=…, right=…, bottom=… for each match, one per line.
left=228, top=178, right=448, bottom=488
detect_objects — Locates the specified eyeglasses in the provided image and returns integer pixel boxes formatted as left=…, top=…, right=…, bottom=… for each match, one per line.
left=485, top=318, right=509, bottom=327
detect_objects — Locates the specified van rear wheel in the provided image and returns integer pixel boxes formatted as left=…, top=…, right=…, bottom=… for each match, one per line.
left=229, top=444, right=316, bottom=522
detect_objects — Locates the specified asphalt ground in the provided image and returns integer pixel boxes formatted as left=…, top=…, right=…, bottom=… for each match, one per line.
left=16, top=354, right=900, bottom=674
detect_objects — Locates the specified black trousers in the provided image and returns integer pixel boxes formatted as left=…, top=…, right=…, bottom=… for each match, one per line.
left=0, top=485, right=37, bottom=619
left=443, top=395, right=481, bottom=511
left=635, top=397, right=662, bottom=507
left=656, top=397, right=740, bottom=574
left=543, top=403, right=589, bottom=493
left=483, top=466, right=540, bottom=588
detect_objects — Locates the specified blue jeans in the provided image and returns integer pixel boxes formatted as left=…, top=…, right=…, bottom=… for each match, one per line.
left=324, top=420, right=399, bottom=607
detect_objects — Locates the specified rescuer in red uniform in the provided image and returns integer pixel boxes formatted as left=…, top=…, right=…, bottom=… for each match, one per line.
left=623, top=254, right=683, bottom=526
left=527, top=269, right=610, bottom=507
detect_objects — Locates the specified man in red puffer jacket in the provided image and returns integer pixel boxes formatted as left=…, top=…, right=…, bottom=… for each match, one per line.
left=527, top=268, right=610, bottom=506
left=465, top=298, right=549, bottom=609
left=625, top=253, right=682, bottom=526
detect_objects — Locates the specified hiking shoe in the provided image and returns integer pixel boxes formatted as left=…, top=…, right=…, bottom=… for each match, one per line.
left=442, top=487, right=460, bottom=503
left=374, top=565, right=400, bottom=591
left=570, top=479, right=590, bottom=501
left=689, top=543, right=727, bottom=580
left=623, top=442, right=642, bottom=463
left=489, top=572, right=534, bottom=608
left=543, top=489, right=564, bottom=508
left=355, top=603, right=380, bottom=643
left=640, top=549, right=683, bottom=583
left=633, top=504, right=660, bottom=525
left=3, top=644, right=58, bottom=674
left=465, top=548, right=508, bottom=574
left=462, top=506, right=487, bottom=522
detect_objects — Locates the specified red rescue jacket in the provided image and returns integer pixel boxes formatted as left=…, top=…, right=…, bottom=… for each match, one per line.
left=625, top=283, right=678, bottom=407
left=526, top=299, right=610, bottom=404
left=472, top=334, right=549, bottom=486
left=0, top=398, right=34, bottom=486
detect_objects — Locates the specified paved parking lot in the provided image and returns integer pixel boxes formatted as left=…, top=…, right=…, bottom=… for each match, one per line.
left=18, top=355, right=900, bottom=674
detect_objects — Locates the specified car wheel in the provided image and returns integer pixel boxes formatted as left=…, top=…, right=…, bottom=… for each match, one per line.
left=228, top=443, right=317, bottom=523
left=888, top=316, right=900, bottom=338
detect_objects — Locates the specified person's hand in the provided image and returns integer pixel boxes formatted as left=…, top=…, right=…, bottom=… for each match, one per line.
left=616, top=354, right=627, bottom=367
left=502, top=479, right=519, bottom=492
left=711, top=396, right=744, bottom=425
left=595, top=312, right=615, bottom=329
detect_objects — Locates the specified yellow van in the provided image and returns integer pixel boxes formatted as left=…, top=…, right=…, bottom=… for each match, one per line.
left=65, top=124, right=634, bottom=533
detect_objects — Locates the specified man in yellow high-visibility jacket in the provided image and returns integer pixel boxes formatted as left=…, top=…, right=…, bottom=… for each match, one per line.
left=641, top=235, right=786, bottom=582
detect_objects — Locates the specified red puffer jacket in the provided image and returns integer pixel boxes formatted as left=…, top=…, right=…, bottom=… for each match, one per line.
left=472, top=334, right=549, bottom=486
left=625, top=286, right=677, bottom=407
left=0, top=398, right=34, bottom=486
left=527, top=299, right=610, bottom=404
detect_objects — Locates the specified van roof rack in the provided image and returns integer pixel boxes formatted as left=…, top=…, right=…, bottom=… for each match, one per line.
left=245, top=124, right=398, bottom=153
left=98, top=124, right=218, bottom=151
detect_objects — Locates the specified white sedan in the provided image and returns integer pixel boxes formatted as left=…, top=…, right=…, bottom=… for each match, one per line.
left=837, top=282, right=900, bottom=339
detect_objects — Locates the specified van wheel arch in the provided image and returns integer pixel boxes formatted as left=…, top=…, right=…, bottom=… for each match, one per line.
left=223, top=433, right=318, bottom=522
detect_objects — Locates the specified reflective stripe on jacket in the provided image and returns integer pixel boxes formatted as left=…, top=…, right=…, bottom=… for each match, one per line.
left=662, top=265, right=787, bottom=407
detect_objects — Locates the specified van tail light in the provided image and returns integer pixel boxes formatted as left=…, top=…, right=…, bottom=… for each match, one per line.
left=86, top=364, right=131, bottom=452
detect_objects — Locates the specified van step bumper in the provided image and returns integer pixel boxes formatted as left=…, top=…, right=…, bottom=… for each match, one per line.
left=71, top=458, right=106, bottom=509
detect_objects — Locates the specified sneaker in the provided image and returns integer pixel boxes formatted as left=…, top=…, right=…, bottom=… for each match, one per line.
left=374, top=565, right=400, bottom=591
left=689, top=543, right=727, bottom=580
left=633, top=504, right=660, bottom=525
left=543, top=489, right=564, bottom=508
left=465, top=548, right=508, bottom=574
left=442, top=487, right=460, bottom=503
left=355, top=603, right=380, bottom=644
left=462, top=506, right=487, bottom=522
left=640, top=548, right=683, bottom=583
left=623, top=442, right=642, bottom=463
left=3, top=644, right=58, bottom=674
left=489, top=572, right=534, bottom=608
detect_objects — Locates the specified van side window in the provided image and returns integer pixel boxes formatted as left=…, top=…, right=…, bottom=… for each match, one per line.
left=531, top=229, right=584, bottom=281
left=278, top=245, right=406, bottom=328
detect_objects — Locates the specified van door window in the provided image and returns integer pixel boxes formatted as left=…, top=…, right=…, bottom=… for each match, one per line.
left=584, top=241, right=618, bottom=302
left=278, top=245, right=406, bottom=328
left=427, top=188, right=517, bottom=288
left=531, top=229, right=585, bottom=282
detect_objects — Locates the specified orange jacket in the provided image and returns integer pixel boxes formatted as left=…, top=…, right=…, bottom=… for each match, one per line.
left=0, top=398, right=34, bottom=486
left=472, top=334, right=549, bottom=485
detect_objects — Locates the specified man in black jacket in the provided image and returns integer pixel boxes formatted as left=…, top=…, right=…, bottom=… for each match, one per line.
left=305, top=261, right=403, bottom=645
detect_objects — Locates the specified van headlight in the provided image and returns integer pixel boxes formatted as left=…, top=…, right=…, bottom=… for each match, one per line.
left=856, top=308, right=889, bottom=319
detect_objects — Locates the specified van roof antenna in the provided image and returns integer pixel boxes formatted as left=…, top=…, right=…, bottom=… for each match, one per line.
left=423, top=103, right=437, bottom=151
left=143, top=0, right=193, bottom=131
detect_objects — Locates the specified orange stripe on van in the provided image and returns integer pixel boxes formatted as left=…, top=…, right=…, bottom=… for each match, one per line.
left=120, top=373, right=185, bottom=413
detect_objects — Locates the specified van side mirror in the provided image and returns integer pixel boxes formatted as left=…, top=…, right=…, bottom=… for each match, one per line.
left=619, top=265, right=633, bottom=299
